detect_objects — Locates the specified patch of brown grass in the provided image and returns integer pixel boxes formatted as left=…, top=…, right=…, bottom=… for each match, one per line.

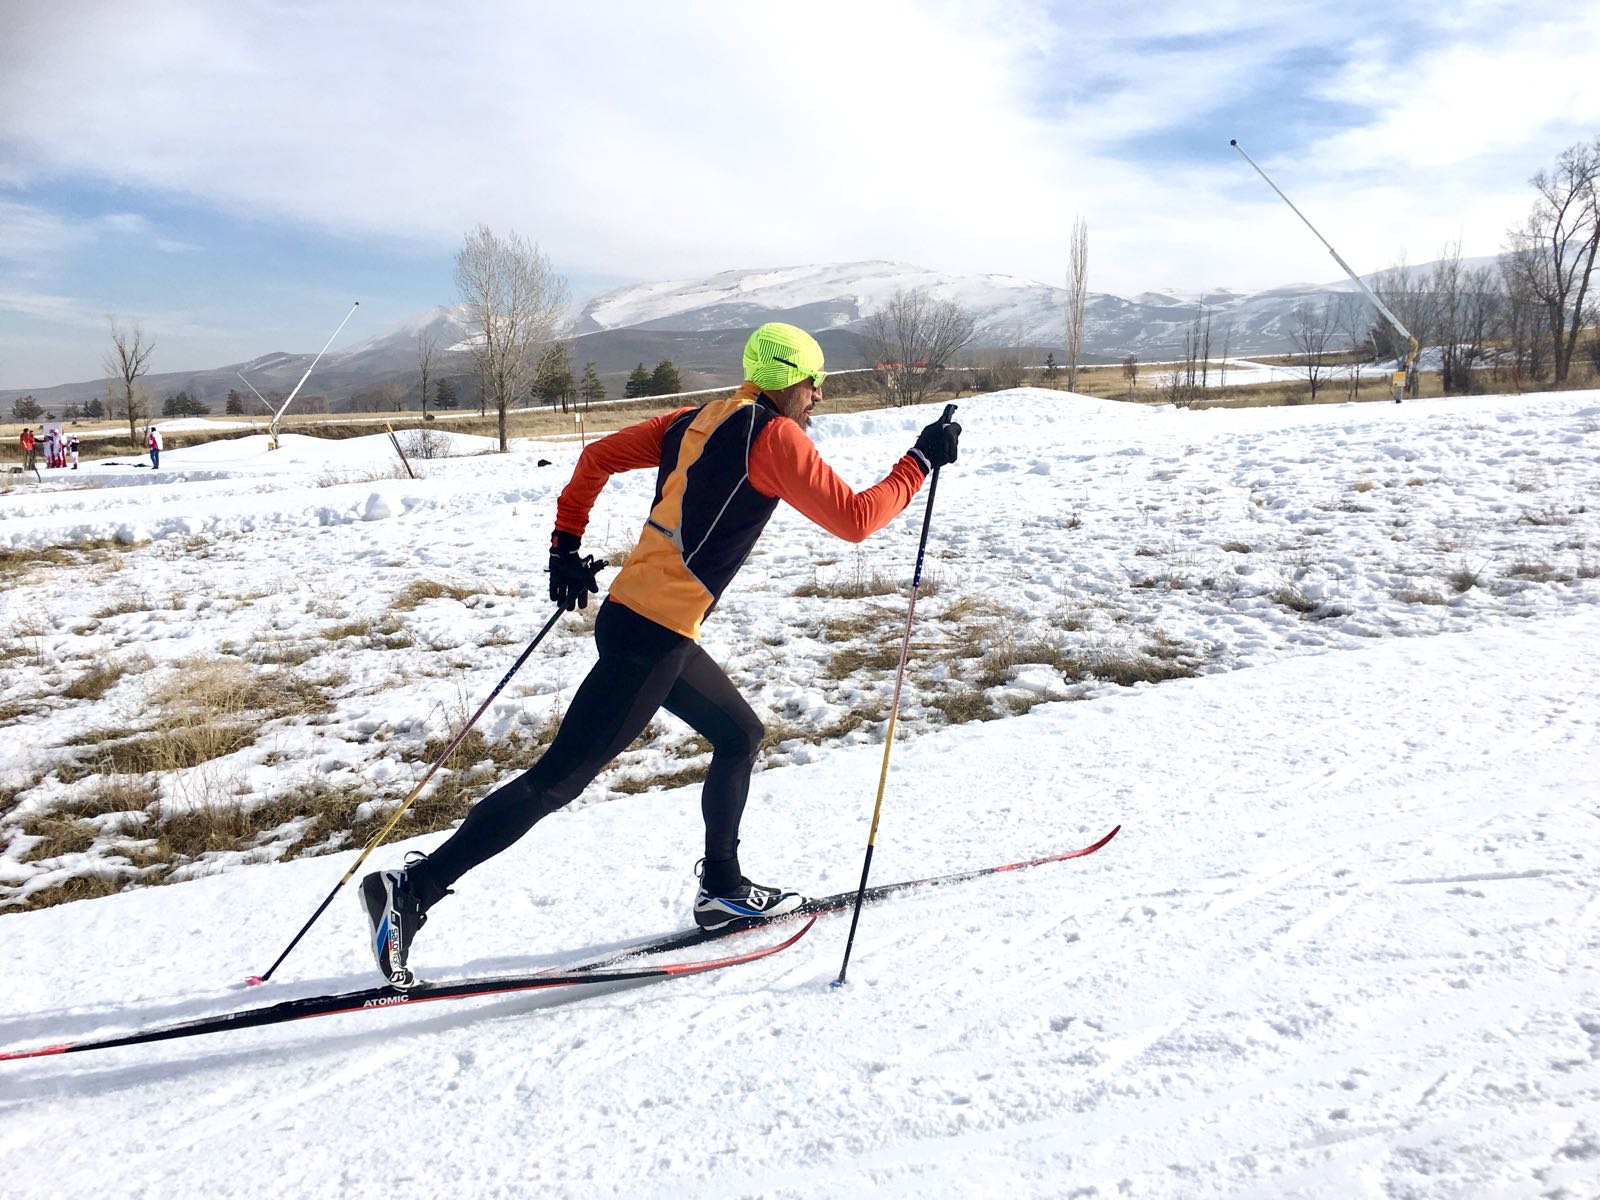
left=59, top=775, right=159, bottom=819
left=73, top=658, right=330, bottom=775
left=247, top=637, right=322, bottom=666
left=16, top=813, right=100, bottom=862
left=1070, top=644, right=1203, bottom=687
left=793, top=567, right=901, bottom=599
left=1505, top=560, right=1571, bottom=582
left=1396, top=586, right=1448, bottom=605
left=1271, top=584, right=1318, bottom=613
left=61, top=653, right=148, bottom=700
left=393, top=579, right=477, bottom=611
left=5, top=873, right=123, bottom=912
left=824, top=642, right=906, bottom=678
left=926, top=685, right=1003, bottom=724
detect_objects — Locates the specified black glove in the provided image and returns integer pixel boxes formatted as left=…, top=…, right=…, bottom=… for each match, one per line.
left=911, top=415, right=962, bottom=472
left=549, top=530, right=602, bottom=611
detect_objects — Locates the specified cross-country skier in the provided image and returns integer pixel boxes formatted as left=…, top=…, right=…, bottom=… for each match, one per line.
left=361, top=322, right=962, bottom=986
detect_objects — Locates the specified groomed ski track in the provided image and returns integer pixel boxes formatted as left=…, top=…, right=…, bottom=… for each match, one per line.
left=4, top=606, right=1599, bottom=1199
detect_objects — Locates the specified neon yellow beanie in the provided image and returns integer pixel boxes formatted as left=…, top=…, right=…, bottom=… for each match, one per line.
left=742, top=322, right=826, bottom=392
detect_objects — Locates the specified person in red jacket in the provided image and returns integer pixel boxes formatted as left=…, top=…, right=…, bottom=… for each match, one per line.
left=19, top=428, right=36, bottom=471
left=361, top=322, right=962, bottom=986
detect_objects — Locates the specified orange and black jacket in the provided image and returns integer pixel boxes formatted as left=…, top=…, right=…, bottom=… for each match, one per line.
left=555, top=383, right=929, bottom=639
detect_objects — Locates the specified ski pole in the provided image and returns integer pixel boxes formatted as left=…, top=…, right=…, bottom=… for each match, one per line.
left=834, top=403, right=957, bottom=987
left=248, top=603, right=568, bottom=985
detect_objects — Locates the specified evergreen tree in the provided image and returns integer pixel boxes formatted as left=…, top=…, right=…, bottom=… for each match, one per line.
left=533, top=342, right=574, bottom=409
left=1043, top=351, right=1059, bottom=379
left=434, top=377, right=459, bottom=410
left=623, top=363, right=652, bottom=399
left=649, top=359, right=682, bottom=396
left=226, top=389, right=246, bottom=416
left=84, top=398, right=104, bottom=419
left=161, top=389, right=211, bottom=417
left=10, top=395, right=43, bottom=421
left=579, top=362, right=605, bottom=406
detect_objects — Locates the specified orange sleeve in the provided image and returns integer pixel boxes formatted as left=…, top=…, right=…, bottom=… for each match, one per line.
left=747, top=417, right=927, bottom=543
left=553, top=408, right=692, bottom=537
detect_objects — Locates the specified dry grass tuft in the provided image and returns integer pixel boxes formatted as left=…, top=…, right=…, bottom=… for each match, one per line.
left=246, top=637, right=322, bottom=666
left=1447, top=564, right=1484, bottom=593
left=1046, top=632, right=1205, bottom=689
left=75, top=658, right=330, bottom=775
left=60, top=775, right=160, bottom=819
left=61, top=652, right=150, bottom=700
left=1518, top=505, right=1579, bottom=527
left=91, top=587, right=159, bottom=618
left=925, top=685, right=1004, bottom=725
left=824, top=642, right=907, bottom=678
left=16, top=813, right=100, bottom=861
left=793, top=567, right=901, bottom=599
left=1505, top=560, right=1571, bottom=582
left=393, top=579, right=478, bottom=611
left=154, top=801, right=260, bottom=861
left=6, top=873, right=124, bottom=912
left=1271, top=584, right=1318, bottom=613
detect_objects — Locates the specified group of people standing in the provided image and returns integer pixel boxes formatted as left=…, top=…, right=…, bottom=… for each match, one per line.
left=13, top=425, right=163, bottom=473
left=17, top=427, right=79, bottom=471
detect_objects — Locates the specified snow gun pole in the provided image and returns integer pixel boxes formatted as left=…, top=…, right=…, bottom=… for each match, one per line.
left=1229, top=139, right=1420, bottom=401
left=236, top=372, right=276, bottom=414
left=834, top=403, right=957, bottom=988
left=268, top=300, right=360, bottom=449
left=248, top=605, right=567, bottom=986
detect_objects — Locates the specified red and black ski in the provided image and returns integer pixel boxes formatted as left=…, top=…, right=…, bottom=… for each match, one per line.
left=0, top=918, right=816, bottom=1062
left=569, top=824, right=1123, bottom=970
left=2, top=824, right=1119, bottom=1063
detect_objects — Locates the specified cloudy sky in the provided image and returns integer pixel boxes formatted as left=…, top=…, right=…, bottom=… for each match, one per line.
left=3, top=0, right=1597, bottom=389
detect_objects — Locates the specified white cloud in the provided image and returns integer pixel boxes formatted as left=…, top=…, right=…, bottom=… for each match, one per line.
left=1, top=0, right=1596, bottom=307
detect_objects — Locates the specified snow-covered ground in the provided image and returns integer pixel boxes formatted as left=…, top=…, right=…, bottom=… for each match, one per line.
left=1, top=388, right=1598, bottom=1198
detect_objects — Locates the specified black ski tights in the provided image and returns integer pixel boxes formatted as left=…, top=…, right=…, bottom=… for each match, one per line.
left=411, top=601, right=763, bottom=900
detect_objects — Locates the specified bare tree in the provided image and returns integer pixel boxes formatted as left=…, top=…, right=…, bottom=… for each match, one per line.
left=1290, top=300, right=1338, bottom=402
left=1499, top=248, right=1551, bottom=388
left=1503, top=136, right=1600, bottom=385
left=1372, top=259, right=1433, bottom=396
left=970, top=326, right=1030, bottom=392
left=1160, top=303, right=1213, bottom=406
left=1064, top=216, right=1088, bottom=393
left=1333, top=294, right=1369, bottom=400
left=416, top=329, right=439, bottom=418
left=103, top=318, right=154, bottom=448
left=1122, top=354, right=1138, bottom=400
left=864, top=288, right=977, bottom=407
left=1431, top=242, right=1506, bottom=395
left=454, top=225, right=569, bottom=450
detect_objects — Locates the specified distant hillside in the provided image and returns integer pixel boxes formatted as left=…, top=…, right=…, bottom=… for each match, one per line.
left=4, top=256, right=1491, bottom=414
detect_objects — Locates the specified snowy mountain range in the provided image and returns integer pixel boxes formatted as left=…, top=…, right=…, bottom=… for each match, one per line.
left=5, top=258, right=1482, bottom=412
left=576, top=259, right=1306, bottom=355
